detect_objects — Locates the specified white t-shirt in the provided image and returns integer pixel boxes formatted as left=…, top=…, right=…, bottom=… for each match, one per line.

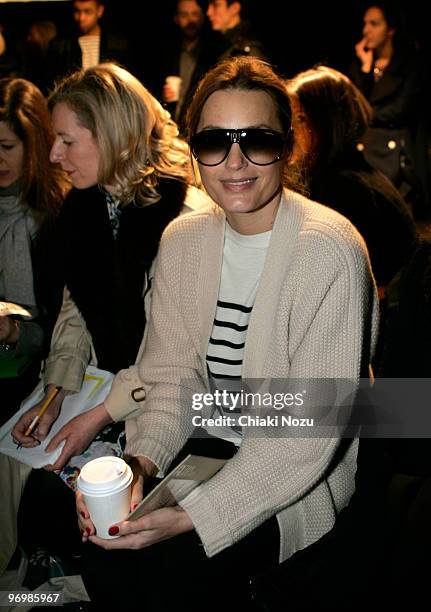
left=78, top=35, right=100, bottom=69
left=206, top=223, right=271, bottom=444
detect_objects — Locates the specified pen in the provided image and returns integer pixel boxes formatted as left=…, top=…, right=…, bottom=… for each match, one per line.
left=16, top=386, right=61, bottom=450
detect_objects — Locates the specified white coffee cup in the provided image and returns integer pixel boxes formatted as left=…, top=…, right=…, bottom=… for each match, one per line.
left=165, top=75, right=182, bottom=102
left=77, top=456, right=133, bottom=539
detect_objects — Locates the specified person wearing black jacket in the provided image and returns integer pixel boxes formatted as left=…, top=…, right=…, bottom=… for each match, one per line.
left=349, top=2, right=429, bottom=218
left=206, top=0, right=267, bottom=61
left=286, top=65, right=416, bottom=294
left=46, top=0, right=130, bottom=91
left=4, top=63, right=208, bottom=579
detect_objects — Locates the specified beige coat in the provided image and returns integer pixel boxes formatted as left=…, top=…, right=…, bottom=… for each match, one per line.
left=106, top=189, right=379, bottom=561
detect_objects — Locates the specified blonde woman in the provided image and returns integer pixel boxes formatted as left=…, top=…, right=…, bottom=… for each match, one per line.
left=12, top=63, right=209, bottom=470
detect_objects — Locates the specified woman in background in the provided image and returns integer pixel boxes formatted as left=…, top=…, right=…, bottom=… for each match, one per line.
left=286, top=65, right=416, bottom=296
left=0, top=77, right=67, bottom=423
left=5, top=63, right=209, bottom=576
left=0, top=77, right=67, bottom=576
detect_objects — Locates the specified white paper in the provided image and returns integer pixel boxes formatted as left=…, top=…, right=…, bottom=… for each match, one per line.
left=0, top=366, right=114, bottom=468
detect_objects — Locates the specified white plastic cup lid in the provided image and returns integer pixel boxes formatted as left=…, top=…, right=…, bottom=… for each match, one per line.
left=77, top=456, right=132, bottom=496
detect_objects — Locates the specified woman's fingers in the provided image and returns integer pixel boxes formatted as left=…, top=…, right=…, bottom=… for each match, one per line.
left=76, top=491, right=95, bottom=541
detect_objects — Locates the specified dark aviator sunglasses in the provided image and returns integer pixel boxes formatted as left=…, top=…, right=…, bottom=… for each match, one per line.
left=190, top=128, right=286, bottom=167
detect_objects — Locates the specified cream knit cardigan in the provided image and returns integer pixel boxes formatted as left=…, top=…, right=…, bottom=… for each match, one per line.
left=106, top=189, right=379, bottom=562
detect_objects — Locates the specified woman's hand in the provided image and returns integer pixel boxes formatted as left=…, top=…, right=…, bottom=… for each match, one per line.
left=12, top=384, right=65, bottom=447
left=355, top=38, right=373, bottom=73
left=44, top=402, right=113, bottom=471
left=76, top=454, right=193, bottom=548
left=0, top=316, right=19, bottom=343
left=76, top=464, right=145, bottom=541
left=90, top=506, right=194, bottom=549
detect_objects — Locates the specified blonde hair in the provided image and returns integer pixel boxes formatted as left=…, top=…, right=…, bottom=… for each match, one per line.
left=49, top=63, right=191, bottom=205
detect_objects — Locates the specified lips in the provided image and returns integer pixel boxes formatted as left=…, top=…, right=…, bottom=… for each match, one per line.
left=221, top=177, right=257, bottom=191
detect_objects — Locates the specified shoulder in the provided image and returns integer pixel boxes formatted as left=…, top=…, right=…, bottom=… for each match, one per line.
left=102, top=30, right=129, bottom=52
left=286, top=190, right=371, bottom=273
left=59, top=187, right=105, bottom=228
left=181, top=185, right=214, bottom=214
left=162, top=199, right=218, bottom=242
left=289, top=189, right=365, bottom=244
left=155, top=199, right=220, bottom=268
left=48, top=35, right=78, bottom=55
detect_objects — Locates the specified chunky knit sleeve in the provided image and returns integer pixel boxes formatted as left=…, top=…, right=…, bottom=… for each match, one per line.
left=123, top=215, right=210, bottom=473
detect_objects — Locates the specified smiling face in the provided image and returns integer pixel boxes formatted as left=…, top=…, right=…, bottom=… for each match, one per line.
left=362, top=6, right=395, bottom=52
left=0, top=121, right=24, bottom=189
left=196, top=89, right=284, bottom=234
left=50, top=102, right=100, bottom=189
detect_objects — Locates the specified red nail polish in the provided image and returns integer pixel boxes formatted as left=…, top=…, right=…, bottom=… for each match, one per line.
left=108, top=525, right=119, bottom=536
left=131, top=503, right=138, bottom=511
left=85, top=527, right=91, bottom=536
left=80, top=511, right=87, bottom=519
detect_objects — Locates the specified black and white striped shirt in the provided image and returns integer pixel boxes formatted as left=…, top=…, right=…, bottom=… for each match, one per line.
left=206, top=223, right=271, bottom=443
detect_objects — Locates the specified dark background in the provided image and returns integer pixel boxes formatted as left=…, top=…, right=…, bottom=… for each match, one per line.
left=1, top=0, right=429, bottom=82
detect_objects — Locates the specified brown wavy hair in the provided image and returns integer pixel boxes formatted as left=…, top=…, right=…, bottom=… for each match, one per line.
left=0, top=77, right=69, bottom=222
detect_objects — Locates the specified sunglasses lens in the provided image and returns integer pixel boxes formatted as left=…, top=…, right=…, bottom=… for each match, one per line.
left=242, top=130, right=284, bottom=165
left=191, top=129, right=285, bottom=166
left=191, top=131, right=228, bottom=166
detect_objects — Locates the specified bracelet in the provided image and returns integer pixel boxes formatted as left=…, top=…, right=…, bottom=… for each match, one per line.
left=0, top=340, right=16, bottom=351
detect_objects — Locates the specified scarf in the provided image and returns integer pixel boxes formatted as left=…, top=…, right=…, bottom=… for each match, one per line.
left=0, top=186, right=37, bottom=307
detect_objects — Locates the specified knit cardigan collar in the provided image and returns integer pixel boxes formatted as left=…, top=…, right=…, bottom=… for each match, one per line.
left=197, top=190, right=304, bottom=377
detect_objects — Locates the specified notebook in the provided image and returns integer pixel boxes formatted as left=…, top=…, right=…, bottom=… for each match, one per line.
left=126, top=454, right=227, bottom=521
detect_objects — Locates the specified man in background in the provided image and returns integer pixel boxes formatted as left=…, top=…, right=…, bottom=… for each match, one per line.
left=46, top=0, right=130, bottom=88
left=161, top=0, right=216, bottom=134
left=207, top=0, right=267, bottom=61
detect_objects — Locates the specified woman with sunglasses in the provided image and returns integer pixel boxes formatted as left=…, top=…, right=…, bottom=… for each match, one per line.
left=77, top=56, right=378, bottom=611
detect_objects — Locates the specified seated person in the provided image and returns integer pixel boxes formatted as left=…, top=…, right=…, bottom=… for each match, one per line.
left=286, top=65, right=417, bottom=297
left=0, top=63, right=210, bottom=575
left=0, top=77, right=67, bottom=425
left=76, top=56, right=378, bottom=611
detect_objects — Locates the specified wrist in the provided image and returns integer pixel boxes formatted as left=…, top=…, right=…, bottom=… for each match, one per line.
left=92, top=402, right=113, bottom=427
left=126, top=455, right=157, bottom=480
